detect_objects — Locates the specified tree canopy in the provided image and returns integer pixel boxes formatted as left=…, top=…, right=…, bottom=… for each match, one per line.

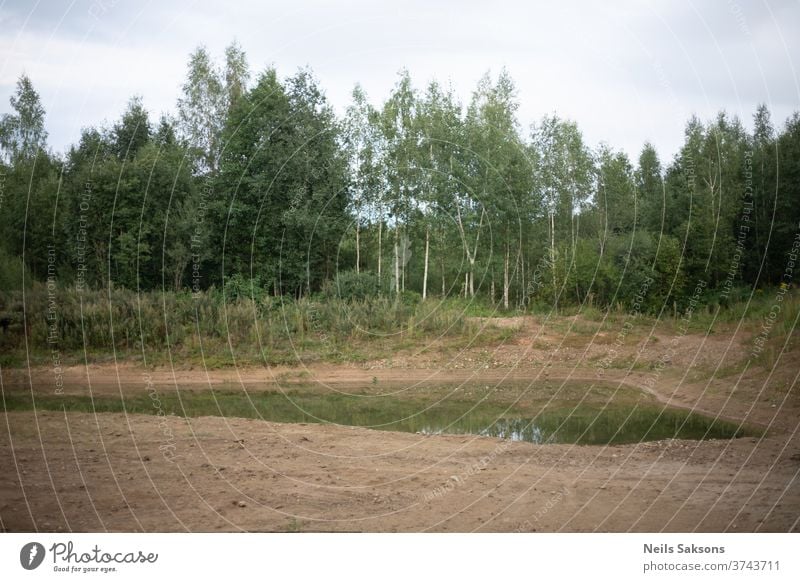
left=2, top=43, right=798, bottom=314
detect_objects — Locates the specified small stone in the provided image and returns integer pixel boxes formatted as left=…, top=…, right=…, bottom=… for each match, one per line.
left=235, top=500, right=247, bottom=508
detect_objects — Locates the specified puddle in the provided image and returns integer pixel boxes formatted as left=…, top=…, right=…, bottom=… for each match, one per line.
left=416, top=408, right=751, bottom=445
left=6, top=386, right=756, bottom=445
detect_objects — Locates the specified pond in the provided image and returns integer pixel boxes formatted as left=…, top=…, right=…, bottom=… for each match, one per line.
left=4, top=384, right=756, bottom=445
left=416, top=408, right=752, bottom=445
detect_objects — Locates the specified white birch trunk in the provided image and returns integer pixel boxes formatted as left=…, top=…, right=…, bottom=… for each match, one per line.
left=549, top=211, right=557, bottom=307
left=503, top=242, right=510, bottom=309
left=422, top=226, right=429, bottom=301
left=394, top=228, right=400, bottom=295
left=355, top=222, right=360, bottom=273
left=377, top=218, right=382, bottom=278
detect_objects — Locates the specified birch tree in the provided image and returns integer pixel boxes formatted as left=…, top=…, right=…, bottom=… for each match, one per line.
left=380, top=71, right=420, bottom=295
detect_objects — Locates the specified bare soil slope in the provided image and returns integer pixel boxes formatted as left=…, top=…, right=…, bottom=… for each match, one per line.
left=1, top=316, right=798, bottom=532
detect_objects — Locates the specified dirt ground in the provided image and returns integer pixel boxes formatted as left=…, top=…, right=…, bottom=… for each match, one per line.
left=1, top=316, right=799, bottom=532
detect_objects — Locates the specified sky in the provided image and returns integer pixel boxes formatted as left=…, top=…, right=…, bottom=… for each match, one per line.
left=1, top=0, right=798, bottom=163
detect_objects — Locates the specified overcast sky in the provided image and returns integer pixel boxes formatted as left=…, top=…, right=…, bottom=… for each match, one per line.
left=1, top=0, right=798, bottom=163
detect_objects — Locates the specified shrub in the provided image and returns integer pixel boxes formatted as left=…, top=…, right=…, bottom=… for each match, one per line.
left=0, top=247, right=32, bottom=292
left=321, top=270, right=384, bottom=300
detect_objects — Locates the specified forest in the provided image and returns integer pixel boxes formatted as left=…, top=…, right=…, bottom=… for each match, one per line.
left=1, top=42, right=799, bottom=325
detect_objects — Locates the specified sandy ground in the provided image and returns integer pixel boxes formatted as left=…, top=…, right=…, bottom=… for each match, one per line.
left=1, top=317, right=799, bottom=532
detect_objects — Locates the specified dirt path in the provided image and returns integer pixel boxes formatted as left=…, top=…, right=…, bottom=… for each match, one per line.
left=1, top=317, right=798, bottom=532
left=1, top=410, right=798, bottom=532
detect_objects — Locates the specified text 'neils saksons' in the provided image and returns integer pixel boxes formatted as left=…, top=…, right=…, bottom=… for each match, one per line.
left=644, top=543, right=725, bottom=554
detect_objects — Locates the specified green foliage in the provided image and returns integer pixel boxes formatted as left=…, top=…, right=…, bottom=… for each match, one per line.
left=59, top=119, right=195, bottom=290
left=222, top=273, right=270, bottom=302
left=321, top=270, right=384, bottom=300
left=0, top=284, right=474, bottom=364
left=527, top=232, right=684, bottom=314
left=0, top=61, right=797, bottom=329
left=176, top=44, right=248, bottom=173
left=0, top=247, right=32, bottom=291
left=112, top=96, right=151, bottom=159
left=212, top=68, right=349, bottom=296
left=0, top=74, right=47, bottom=163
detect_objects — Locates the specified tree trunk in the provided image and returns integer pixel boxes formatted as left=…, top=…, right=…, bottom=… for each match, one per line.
left=355, top=221, right=360, bottom=273
left=422, top=226, right=429, bottom=301
left=549, top=211, right=558, bottom=310
left=174, top=256, right=188, bottom=292
left=454, top=205, right=484, bottom=300
left=503, top=242, right=510, bottom=310
left=519, top=249, right=525, bottom=309
left=468, top=260, right=475, bottom=297
left=401, top=230, right=405, bottom=293
left=377, top=219, right=382, bottom=279
left=441, top=256, right=446, bottom=297
left=394, top=228, right=400, bottom=295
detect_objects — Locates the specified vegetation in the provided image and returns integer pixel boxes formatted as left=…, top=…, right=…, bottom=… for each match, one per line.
left=1, top=42, right=799, bottom=366
left=2, top=385, right=756, bottom=445
left=0, top=283, right=508, bottom=367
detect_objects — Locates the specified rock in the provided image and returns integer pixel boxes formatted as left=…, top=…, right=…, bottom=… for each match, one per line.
left=235, top=500, right=247, bottom=508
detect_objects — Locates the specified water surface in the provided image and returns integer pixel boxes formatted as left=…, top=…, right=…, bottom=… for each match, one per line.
left=5, top=385, right=755, bottom=445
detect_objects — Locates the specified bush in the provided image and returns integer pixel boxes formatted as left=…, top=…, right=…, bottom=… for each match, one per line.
left=398, top=289, right=422, bottom=306
left=0, top=282, right=481, bottom=364
left=321, top=270, right=384, bottom=300
left=222, top=273, right=270, bottom=302
left=0, top=247, right=32, bottom=292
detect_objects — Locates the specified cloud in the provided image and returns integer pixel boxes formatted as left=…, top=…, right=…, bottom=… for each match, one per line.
left=0, top=30, right=184, bottom=148
left=0, top=0, right=797, bottom=162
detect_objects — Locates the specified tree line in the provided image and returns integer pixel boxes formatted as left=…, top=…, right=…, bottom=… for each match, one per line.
left=1, top=42, right=798, bottom=313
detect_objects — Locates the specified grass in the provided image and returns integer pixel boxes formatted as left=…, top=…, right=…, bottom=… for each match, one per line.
left=0, top=284, right=795, bottom=377
left=0, top=285, right=495, bottom=368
